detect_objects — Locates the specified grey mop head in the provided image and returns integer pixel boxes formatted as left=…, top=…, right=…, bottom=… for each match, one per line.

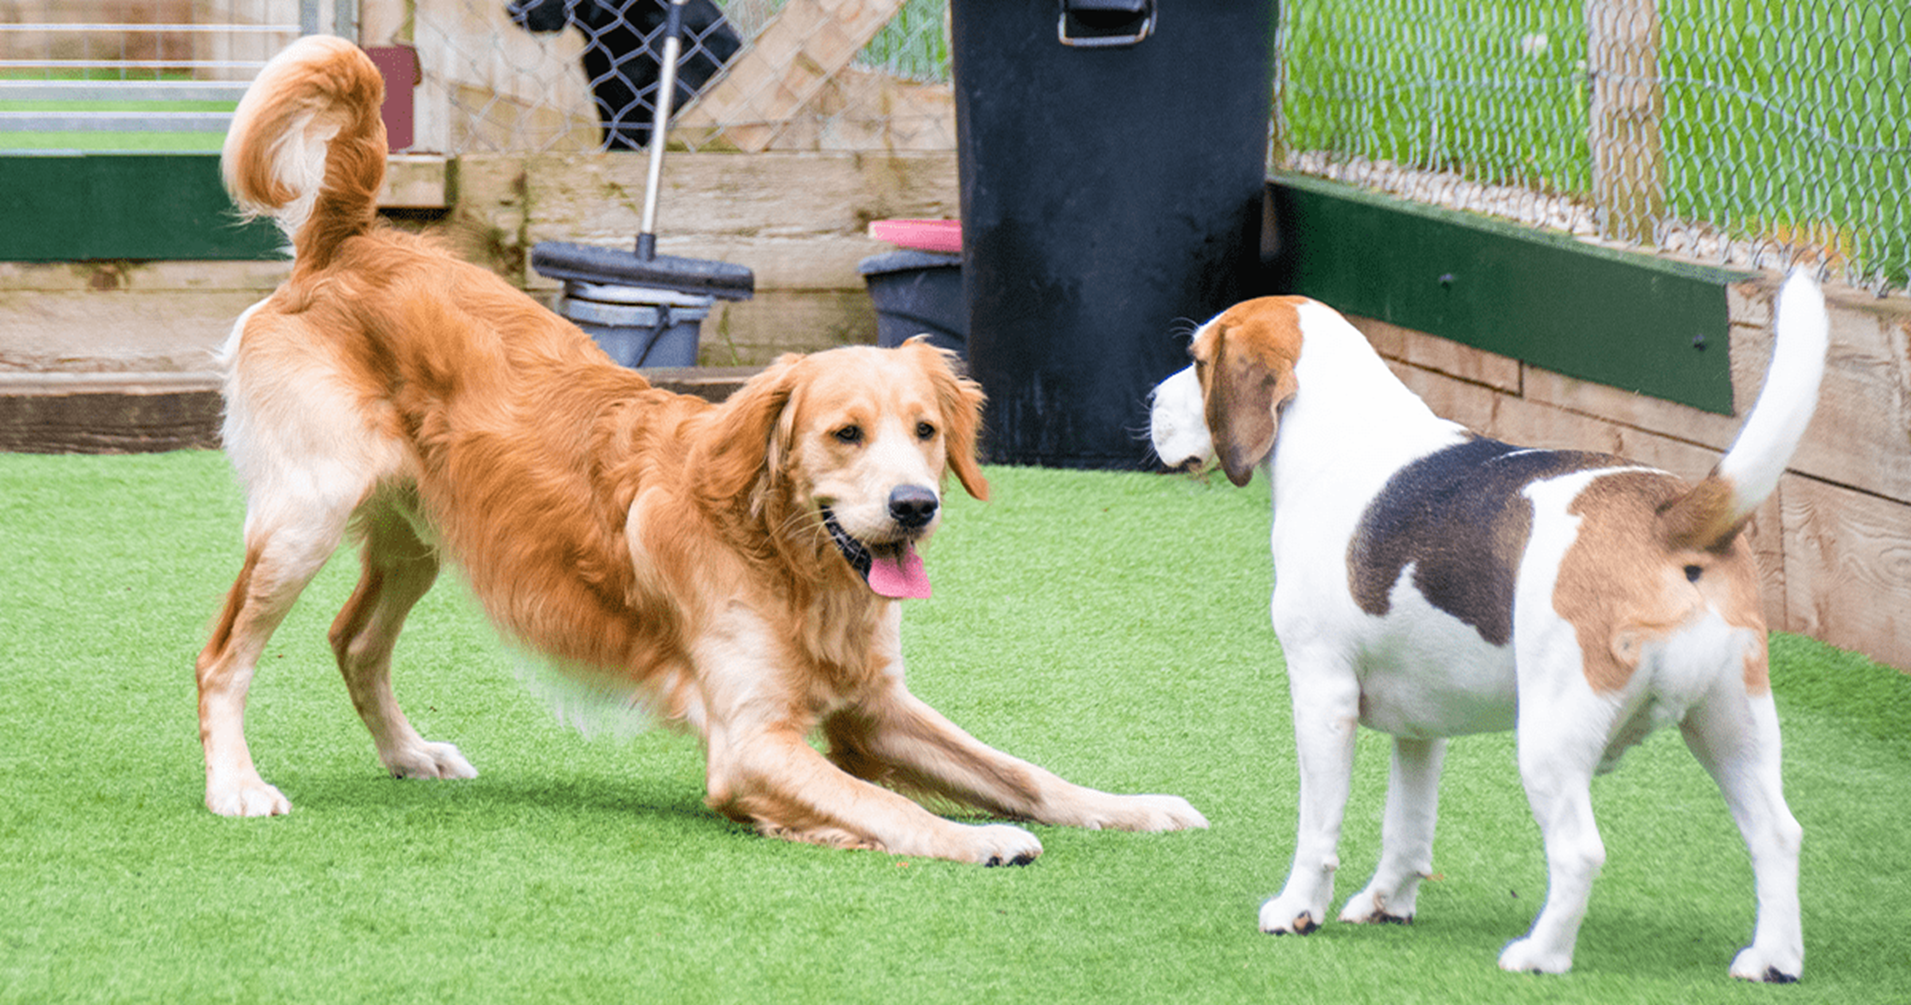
left=530, top=241, right=754, bottom=301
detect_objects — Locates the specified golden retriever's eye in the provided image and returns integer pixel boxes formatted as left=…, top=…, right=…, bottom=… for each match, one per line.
left=834, top=424, right=864, bottom=445
left=915, top=421, right=936, bottom=441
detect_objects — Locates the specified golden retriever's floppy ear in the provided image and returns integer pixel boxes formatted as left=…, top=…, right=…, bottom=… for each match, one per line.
left=904, top=336, right=989, bottom=502
left=1200, top=305, right=1301, bottom=488
left=695, top=353, right=800, bottom=507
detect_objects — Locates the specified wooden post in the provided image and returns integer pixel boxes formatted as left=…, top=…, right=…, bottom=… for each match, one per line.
left=1586, top=0, right=1665, bottom=244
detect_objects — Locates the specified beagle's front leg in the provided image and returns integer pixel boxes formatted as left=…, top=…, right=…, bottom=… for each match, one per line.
left=1261, top=647, right=1362, bottom=935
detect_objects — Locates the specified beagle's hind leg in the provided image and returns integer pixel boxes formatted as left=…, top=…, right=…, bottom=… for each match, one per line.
left=1681, top=679, right=1803, bottom=982
left=328, top=498, right=476, bottom=781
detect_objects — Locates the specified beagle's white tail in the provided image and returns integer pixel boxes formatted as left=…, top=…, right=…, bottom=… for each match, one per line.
left=1660, top=270, right=1829, bottom=551
left=220, top=35, right=386, bottom=266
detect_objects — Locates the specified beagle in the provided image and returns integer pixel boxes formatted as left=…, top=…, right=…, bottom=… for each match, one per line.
left=1149, top=274, right=1826, bottom=980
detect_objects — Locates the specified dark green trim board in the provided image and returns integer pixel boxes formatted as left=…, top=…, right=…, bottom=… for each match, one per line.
left=1265, top=173, right=1746, bottom=415
left=0, top=154, right=284, bottom=262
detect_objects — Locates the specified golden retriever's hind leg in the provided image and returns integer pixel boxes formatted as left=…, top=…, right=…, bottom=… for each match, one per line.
left=328, top=504, right=476, bottom=782
left=197, top=515, right=350, bottom=816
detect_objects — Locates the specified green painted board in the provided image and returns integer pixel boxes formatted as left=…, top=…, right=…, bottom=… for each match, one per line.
left=0, top=154, right=284, bottom=262
left=1265, top=173, right=1746, bottom=415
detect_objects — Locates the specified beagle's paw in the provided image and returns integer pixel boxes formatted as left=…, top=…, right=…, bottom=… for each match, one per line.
left=1345, top=882, right=1421, bottom=928
left=1498, top=937, right=1574, bottom=975
left=1729, top=944, right=1801, bottom=984
left=1338, top=890, right=1414, bottom=926
left=1259, top=894, right=1325, bottom=935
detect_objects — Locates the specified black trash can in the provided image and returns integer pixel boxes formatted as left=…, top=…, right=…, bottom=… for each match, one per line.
left=857, top=249, right=967, bottom=357
left=951, top=0, right=1275, bottom=468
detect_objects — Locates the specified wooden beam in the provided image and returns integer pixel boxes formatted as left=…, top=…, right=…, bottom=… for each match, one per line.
left=1266, top=174, right=1741, bottom=414
left=676, top=0, right=907, bottom=152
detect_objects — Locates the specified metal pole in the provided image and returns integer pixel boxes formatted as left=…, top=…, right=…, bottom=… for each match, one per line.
left=637, top=0, right=690, bottom=259
left=334, top=0, right=360, bottom=42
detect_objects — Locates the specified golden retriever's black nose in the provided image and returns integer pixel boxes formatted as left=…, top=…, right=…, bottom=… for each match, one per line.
left=888, top=485, right=939, bottom=528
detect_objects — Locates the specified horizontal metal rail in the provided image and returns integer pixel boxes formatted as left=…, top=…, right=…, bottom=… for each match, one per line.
left=0, top=110, right=234, bottom=133
left=0, top=60, right=272, bottom=72
left=0, top=81, right=250, bottom=102
left=0, top=23, right=300, bottom=34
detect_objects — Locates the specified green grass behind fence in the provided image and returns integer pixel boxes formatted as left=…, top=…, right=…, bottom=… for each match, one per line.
left=1279, top=0, right=1911, bottom=286
left=2, top=451, right=1907, bottom=1004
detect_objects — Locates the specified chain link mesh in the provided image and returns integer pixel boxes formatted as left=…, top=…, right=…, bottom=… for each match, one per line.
left=1274, top=0, right=1911, bottom=295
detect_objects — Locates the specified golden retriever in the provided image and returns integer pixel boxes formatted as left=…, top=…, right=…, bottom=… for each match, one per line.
left=195, top=36, right=1206, bottom=864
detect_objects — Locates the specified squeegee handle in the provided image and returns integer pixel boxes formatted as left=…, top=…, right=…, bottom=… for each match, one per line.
left=638, top=0, right=691, bottom=260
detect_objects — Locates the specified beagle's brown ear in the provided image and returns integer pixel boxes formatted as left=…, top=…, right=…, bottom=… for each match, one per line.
left=1200, top=307, right=1301, bottom=488
left=905, top=336, right=990, bottom=501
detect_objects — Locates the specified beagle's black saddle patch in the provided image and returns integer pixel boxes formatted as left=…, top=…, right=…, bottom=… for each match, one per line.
left=1347, top=438, right=1622, bottom=647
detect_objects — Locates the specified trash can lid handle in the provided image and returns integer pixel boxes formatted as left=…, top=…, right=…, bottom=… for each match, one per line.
left=1058, top=0, right=1154, bottom=48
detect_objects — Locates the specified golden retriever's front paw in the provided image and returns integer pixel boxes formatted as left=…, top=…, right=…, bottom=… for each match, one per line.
left=1127, top=794, right=1209, bottom=831
left=1073, top=794, right=1209, bottom=832
left=963, top=823, right=1043, bottom=866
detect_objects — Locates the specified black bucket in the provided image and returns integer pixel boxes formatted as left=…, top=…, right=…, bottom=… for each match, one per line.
left=858, top=249, right=967, bottom=357
left=950, top=0, right=1276, bottom=468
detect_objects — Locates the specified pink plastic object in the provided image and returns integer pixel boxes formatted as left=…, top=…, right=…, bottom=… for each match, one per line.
left=868, top=218, right=962, bottom=254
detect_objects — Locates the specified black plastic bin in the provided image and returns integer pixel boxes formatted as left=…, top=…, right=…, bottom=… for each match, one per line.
left=951, top=0, right=1275, bottom=468
left=858, top=249, right=967, bottom=356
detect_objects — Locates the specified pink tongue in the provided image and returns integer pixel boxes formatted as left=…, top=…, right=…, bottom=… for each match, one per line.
left=868, top=544, right=931, bottom=599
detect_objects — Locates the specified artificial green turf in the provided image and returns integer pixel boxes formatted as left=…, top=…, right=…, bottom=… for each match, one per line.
left=2, top=450, right=1907, bottom=1003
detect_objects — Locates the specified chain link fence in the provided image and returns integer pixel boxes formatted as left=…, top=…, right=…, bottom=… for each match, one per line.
left=1274, top=0, right=1911, bottom=295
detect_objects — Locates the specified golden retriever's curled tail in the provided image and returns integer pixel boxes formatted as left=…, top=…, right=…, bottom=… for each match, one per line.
left=1659, top=270, right=1829, bottom=552
left=221, top=35, right=386, bottom=265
